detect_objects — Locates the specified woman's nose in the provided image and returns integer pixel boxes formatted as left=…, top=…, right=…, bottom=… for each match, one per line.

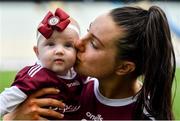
left=75, top=38, right=86, bottom=52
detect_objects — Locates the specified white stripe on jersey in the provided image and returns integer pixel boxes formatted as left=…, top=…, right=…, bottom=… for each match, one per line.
left=30, top=66, right=43, bottom=77
left=84, top=77, right=95, bottom=84
left=28, top=64, right=40, bottom=75
left=28, top=64, right=43, bottom=77
left=28, top=64, right=40, bottom=74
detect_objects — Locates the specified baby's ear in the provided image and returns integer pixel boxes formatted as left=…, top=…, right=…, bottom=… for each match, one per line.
left=115, top=61, right=135, bottom=75
left=33, top=46, right=39, bottom=58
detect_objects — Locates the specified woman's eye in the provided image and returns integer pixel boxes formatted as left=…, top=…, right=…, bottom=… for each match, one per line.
left=90, top=40, right=98, bottom=49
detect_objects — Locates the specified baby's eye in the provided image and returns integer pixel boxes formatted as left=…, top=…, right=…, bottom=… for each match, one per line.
left=64, top=42, right=74, bottom=48
left=47, top=42, right=55, bottom=46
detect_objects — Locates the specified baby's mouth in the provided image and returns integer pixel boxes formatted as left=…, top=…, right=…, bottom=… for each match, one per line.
left=54, top=59, right=64, bottom=64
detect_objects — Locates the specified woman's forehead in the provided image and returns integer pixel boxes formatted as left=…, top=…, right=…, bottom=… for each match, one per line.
left=89, top=13, right=124, bottom=43
left=91, top=13, right=110, bottom=27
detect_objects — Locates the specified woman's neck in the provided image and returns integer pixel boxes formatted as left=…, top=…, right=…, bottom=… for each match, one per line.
left=98, top=75, right=141, bottom=99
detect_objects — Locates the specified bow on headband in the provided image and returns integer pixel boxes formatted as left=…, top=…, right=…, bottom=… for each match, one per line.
left=38, top=8, right=70, bottom=39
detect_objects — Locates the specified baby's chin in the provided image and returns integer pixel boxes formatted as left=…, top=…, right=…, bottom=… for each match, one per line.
left=49, top=67, right=67, bottom=75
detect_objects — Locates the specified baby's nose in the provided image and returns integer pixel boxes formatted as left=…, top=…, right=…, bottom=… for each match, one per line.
left=55, top=46, right=64, bottom=55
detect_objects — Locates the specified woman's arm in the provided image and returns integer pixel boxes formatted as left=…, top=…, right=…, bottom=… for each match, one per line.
left=3, top=88, right=65, bottom=120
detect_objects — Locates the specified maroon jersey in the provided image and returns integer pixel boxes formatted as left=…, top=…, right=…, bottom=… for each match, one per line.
left=12, top=63, right=85, bottom=120
left=76, top=78, right=151, bottom=120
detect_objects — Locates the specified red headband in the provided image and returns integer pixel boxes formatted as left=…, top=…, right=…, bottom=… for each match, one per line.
left=38, top=8, right=70, bottom=39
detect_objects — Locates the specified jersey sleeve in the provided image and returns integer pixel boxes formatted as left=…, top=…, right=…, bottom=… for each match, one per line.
left=0, top=86, right=27, bottom=116
left=11, top=65, right=47, bottom=95
left=11, top=64, right=60, bottom=96
left=11, top=66, right=35, bottom=95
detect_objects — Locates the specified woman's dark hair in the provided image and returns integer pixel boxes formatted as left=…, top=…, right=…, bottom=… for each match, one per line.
left=110, top=6, right=176, bottom=120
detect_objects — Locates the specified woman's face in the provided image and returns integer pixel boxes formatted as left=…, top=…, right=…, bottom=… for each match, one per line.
left=75, top=13, right=125, bottom=78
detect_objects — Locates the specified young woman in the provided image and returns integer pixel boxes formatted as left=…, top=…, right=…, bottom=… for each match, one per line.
left=3, top=5, right=176, bottom=120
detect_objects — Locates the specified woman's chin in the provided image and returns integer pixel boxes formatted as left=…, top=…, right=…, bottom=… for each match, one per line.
left=74, top=63, right=81, bottom=72
left=74, top=65, right=85, bottom=76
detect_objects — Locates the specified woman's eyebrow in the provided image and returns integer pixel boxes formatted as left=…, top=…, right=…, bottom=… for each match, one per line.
left=89, top=22, right=92, bottom=30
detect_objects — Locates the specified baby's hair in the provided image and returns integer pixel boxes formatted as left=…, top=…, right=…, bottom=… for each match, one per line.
left=110, top=6, right=175, bottom=119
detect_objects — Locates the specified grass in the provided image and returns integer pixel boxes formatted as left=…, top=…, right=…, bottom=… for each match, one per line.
left=173, top=68, right=180, bottom=119
left=0, top=71, right=17, bottom=92
left=0, top=69, right=180, bottom=119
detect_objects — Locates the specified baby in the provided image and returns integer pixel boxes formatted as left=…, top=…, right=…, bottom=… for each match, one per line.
left=0, top=8, right=85, bottom=119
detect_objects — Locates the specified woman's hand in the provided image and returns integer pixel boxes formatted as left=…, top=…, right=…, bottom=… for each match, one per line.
left=3, top=88, right=65, bottom=120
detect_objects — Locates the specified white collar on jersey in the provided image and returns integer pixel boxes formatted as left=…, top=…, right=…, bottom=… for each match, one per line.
left=36, top=60, right=77, bottom=80
left=57, top=67, right=77, bottom=80
left=92, top=77, right=137, bottom=107
left=92, top=78, right=155, bottom=120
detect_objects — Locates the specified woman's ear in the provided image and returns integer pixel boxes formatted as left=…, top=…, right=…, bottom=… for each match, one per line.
left=33, top=46, right=39, bottom=58
left=116, top=61, right=135, bottom=75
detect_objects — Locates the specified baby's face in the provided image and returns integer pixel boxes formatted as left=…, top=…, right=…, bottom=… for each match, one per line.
left=36, top=28, right=79, bottom=75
